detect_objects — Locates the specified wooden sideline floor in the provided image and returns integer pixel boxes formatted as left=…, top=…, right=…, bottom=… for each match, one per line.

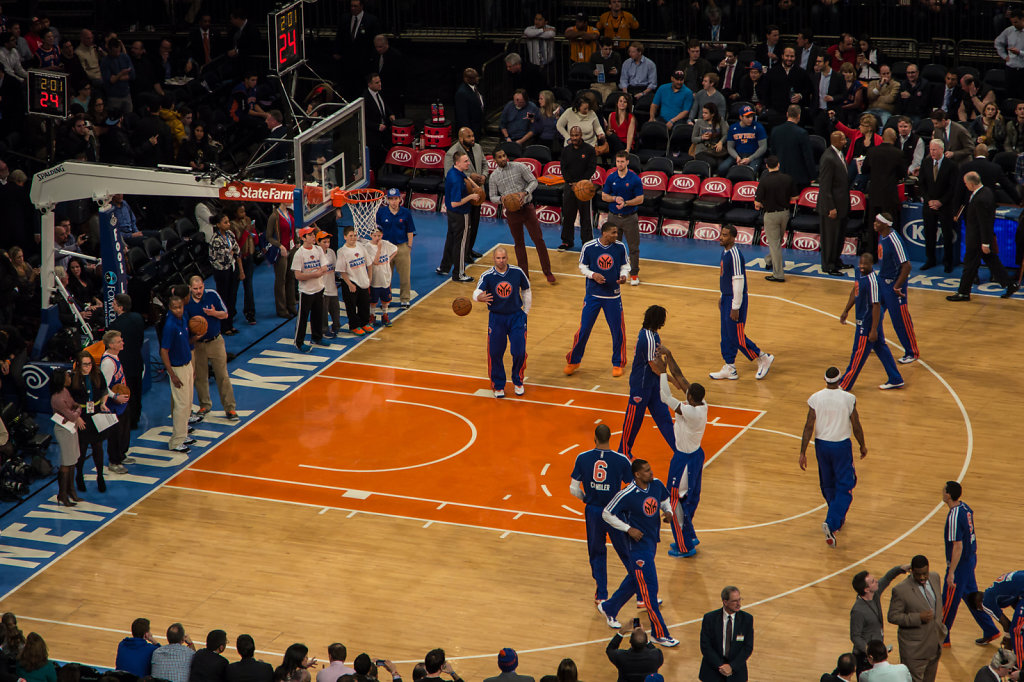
left=3, top=246, right=1022, bottom=682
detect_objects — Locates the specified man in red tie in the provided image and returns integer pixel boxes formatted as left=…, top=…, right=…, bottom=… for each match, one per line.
left=718, top=49, right=740, bottom=101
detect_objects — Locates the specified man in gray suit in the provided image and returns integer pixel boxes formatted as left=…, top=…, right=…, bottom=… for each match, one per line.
left=887, top=555, right=948, bottom=682
left=817, top=130, right=850, bottom=276
left=482, top=649, right=534, bottom=682
left=929, top=109, right=974, bottom=165
left=852, top=564, right=910, bottom=672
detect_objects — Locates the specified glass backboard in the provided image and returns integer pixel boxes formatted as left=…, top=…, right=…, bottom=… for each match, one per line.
left=293, top=98, right=367, bottom=226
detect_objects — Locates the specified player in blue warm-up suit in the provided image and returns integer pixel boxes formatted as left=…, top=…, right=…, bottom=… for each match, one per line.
left=874, top=213, right=920, bottom=364
left=472, top=248, right=531, bottom=398
left=838, top=252, right=904, bottom=391
left=619, top=305, right=677, bottom=460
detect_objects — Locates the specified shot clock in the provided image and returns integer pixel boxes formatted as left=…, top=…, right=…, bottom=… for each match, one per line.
left=28, top=70, right=68, bottom=119
left=269, top=1, right=305, bottom=75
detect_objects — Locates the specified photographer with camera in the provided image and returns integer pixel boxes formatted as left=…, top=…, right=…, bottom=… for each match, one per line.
left=352, top=654, right=402, bottom=682
left=420, top=649, right=462, bottom=682
left=606, top=622, right=663, bottom=682
left=500, top=90, right=539, bottom=147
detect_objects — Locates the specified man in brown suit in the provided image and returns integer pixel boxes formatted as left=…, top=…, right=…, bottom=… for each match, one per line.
left=887, top=555, right=948, bottom=682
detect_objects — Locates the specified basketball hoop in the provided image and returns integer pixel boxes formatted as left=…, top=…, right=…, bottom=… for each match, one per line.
left=331, top=187, right=385, bottom=240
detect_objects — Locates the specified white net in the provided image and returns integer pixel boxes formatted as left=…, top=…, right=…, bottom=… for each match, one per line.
left=343, top=189, right=386, bottom=240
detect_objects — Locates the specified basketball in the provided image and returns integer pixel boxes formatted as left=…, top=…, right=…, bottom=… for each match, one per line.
left=188, top=315, right=209, bottom=337
left=452, top=297, right=472, bottom=316
left=112, top=383, right=130, bottom=397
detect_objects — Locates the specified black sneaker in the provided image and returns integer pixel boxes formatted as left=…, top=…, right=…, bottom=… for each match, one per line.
left=453, top=274, right=473, bottom=283
left=183, top=437, right=197, bottom=445
left=435, top=267, right=449, bottom=276
left=470, top=250, right=483, bottom=259
left=558, top=243, right=571, bottom=251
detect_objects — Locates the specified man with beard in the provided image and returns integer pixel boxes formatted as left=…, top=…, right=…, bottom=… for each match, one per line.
left=444, top=127, right=489, bottom=262
left=560, top=126, right=598, bottom=251
left=764, top=46, right=811, bottom=127
left=488, top=149, right=555, bottom=283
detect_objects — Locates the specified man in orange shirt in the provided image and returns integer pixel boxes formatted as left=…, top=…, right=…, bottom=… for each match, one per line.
left=596, top=0, right=638, bottom=50
left=565, top=13, right=599, bottom=63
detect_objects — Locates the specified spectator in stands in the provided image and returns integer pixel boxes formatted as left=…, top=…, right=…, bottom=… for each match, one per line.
left=108, top=293, right=145, bottom=430
left=959, top=74, right=996, bottom=125
left=736, top=61, right=768, bottom=116
left=897, top=64, right=930, bottom=124
left=1005, top=102, right=1024, bottom=156
left=533, top=90, right=563, bottom=153
left=100, top=37, right=133, bottom=114
left=976, top=649, right=1019, bottom=682
left=229, top=72, right=269, bottom=138
left=501, top=89, right=539, bottom=147
left=972, top=102, right=1006, bottom=153
left=483, top=648, right=531, bottom=682
left=763, top=46, right=812, bottom=127
left=932, top=70, right=963, bottom=119
left=771, top=104, right=816, bottom=189
left=332, top=0, right=379, bottom=98
left=277, top=643, right=317, bottom=682
left=0, top=32, right=26, bottom=82
left=133, top=96, right=175, bottom=167
left=191, top=630, right=230, bottom=682
left=86, top=93, right=106, bottom=129
left=58, top=38, right=87, bottom=84
left=756, top=156, right=797, bottom=282
left=588, top=38, right=622, bottom=98
left=505, top=53, right=545, bottom=100
left=66, top=259, right=99, bottom=310
left=860, top=639, right=911, bottom=682
left=895, top=116, right=925, bottom=176
left=186, top=275, right=239, bottom=421
left=565, top=13, right=599, bottom=64
left=692, top=103, right=729, bottom=168
left=116, top=618, right=160, bottom=677
left=820, top=652, right=857, bottom=682
left=956, top=143, right=1020, bottom=205
left=454, top=68, right=485, bottom=140
left=50, top=368, right=83, bottom=507
left=522, top=13, right=555, bottom=72
left=605, top=93, right=635, bottom=153
left=722, top=105, right=768, bottom=175
left=865, top=64, right=899, bottom=129
left=557, top=95, right=606, bottom=148
left=0, top=59, right=21, bottom=140
left=57, top=115, right=99, bottom=162
left=796, top=29, right=824, bottom=71
left=619, top=42, right=656, bottom=103
left=210, top=212, right=244, bottom=336
left=855, top=35, right=882, bottom=80
left=421, top=648, right=464, bottom=682
left=75, top=28, right=103, bottom=87
left=8, top=246, right=36, bottom=287
left=53, top=219, right=84, bottom=270
left=443, top=127, right=488, bottom=261
left=21, top=19, right=39, bottom=57
left=187, top=14, right=220, bottom=73
left=226, top=8, right=265, bottom=78
left=678, top=40, right=713, bottom=93
left=151, top=623, right=196, bottom=682
left=370, top=35, right=405, bottom=116
left=100, top=109, right=134, bottom=166
left=229, top=204, right=258, bottom=325
left=718, top=49, right=742, bottom=101
left=836, top=63, right=866, bottom=127
left=16, top=633, right=56, bottom=682
left=597, top=0, right=638, bottom=50
left=605, top=624, right=663, bottom=682
left=555, top=660, right=577, bottom=682
left=226, top=635, right=273, bottom=682
left=835, top=112, right=881, bottom=180
left=995, top=9, right=1024, bottom=101
left=0, top=612, right=26, bottom=657
left=650, top=70, right=694, bottom=129
left=10, top=23, right=30, bottom=65
left=317, top=644, right=355, bottom=682
left=152, top=38, right=185, bottom=96
left=33, top=28, right=58, bottom=69
left=698, top=6, right=733, bottom=43
left=930, top=108, right=974, bottom=164
left=810, top=54, right=842, bottom=137
left=267, top=201, right=297, bottom=318
left=129, top=40, right=158, bottom=101
left=827, top=33, right=857, bottom=72
left=693, top=74, right=727, bottom=127
left=754, top=25, right=782, bottom=68
left=109, top=194, right=147, bottom=248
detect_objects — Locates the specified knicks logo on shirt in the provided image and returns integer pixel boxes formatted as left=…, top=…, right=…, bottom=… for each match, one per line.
left=877, top=244, right=883, bottom=261
left=635, top=559, right=645, bottom=568
left=495, top=281, right=513, bottom=298
left=643, top=497, right=658, bottom=516
left=597, top=254, right=614, bottom=270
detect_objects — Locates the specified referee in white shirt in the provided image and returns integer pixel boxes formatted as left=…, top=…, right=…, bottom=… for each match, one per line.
left=799, top=366, right=868, bottom=549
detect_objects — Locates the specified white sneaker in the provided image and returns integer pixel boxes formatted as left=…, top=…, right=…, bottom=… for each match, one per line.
left=513, top=385, right=525, bottom=396
left=494, top=389, right=505, bottom=398
left=897, top=355, right=917, bottom=364
left=636, top=598, right=664, bottom=608
left=823, top=522, right=837, bottom=548
left=597, top=601, right=621, bottom=628
left=630, top=275, right=640, bottom=286
left=755, top=353, right=774, bottom=380
left=653, top=636, right=680, bottom=647
left=709, top=364, right=738, bottom=380
left=879, top=381, right=905, bottom=390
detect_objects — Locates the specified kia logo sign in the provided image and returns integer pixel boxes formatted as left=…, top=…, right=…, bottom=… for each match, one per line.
left=421, top=151, right=442, bottom=165
left=737, top=185, right=756, bottom=199
left=548, top=165, right=562, bottom=176
left=641, top=175, right=660, bottom=187
left=900, top=218, right=959, bottom=248
left=480, top=202, right=498, bottom=218
left=638, top=217, right=658, bottom=234
left=694, top=223, right=721, bottom=240
left=806, top=189, right=819, bottom=203
left=672, top=177, right=696, bottom=192
left=537, top=207, right=560, bottom=223
left=410, top=196, right=436, bottom=211
left=392, top=150, right=412, bottom=163
left=793, top=234, right=821, bottom=250
left=662, top=221, right=688, bottom=237
left=735, top=227, right=754, bottom=244
left=842, top=238, right=858, bottom=255
left=705, top=181, right=727, bottom=193
left=850, top=194, right=865, bottom=210
left=591, top=170, right=603, bottom=183
left=486, top=159, right=497, bottom=171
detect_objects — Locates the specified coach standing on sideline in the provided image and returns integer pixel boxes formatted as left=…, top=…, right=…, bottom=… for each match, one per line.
left=488, top=149, right=556, bottom=283
left=799, top=366, right=868, bottom=549
left=472, top=247, right=531, bottom=398
left=602, top=150, right=644, bottom=286
left=699, top=586, right=754, bottom=682
left=185, top=276, right=238, bottom=421
left=570, top=424, right=633, bottom=604
left=560, top=125, right=598, bottom=251
left=376, top=188, right=416, bottom=308
left=947, top=171, right=1019, bottom=301
left=818, top=130, right=850, bottom=276
left=437, top=151, right=476, bottom=283
left=754, top=155, right=797, bottom=283
left=444, top=127, right=489, bottom=262
left=160, top=296, right=197, bottom=455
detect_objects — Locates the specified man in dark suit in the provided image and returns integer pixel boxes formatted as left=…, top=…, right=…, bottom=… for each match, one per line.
left=224, top=635, right=273, bottom=682
left=699, top=586, right=754, bottom=682
left=819, top=653, right=857, bottom=682
left=333, top=0, right=381, bottom=98
left=954, top=144, right=1020, bottom=206
left=796, top=29, right=825, bottom=72
left=862, top=128, right=906, bottom=255
left=367, top=35, right=406, bottom=117
left=454, top=68, right=485, bottom=140
left=696, top=7, right=735, bottom=43
left=226, top=8, right=263, bottom=77
left=605, top=626, right=663, bottom=682
left=762, top=46, right=812, bottom=127
left=919, top=139, right=959, bottom=272
left=770, top=104, right=816, bottom=188
left=808, top=54, right=844, bottom=138
left=363, top=72, right=394, bottom=172
left=108, top=293, right=145, bottom=430
left=818, top=131, right=851, bottom=275
left=948, top=172, right=1019, bottom=301
left=717, top=49, right=743, bottom=102
left=186, top=14, right=222, bottom=74
left=929, top=70, right=964, bottom=119
left=897, top=64, right=931, bottom=123
left=754, top=25, right=783, bottom=69
left=930, top=109, right=974, bottom=165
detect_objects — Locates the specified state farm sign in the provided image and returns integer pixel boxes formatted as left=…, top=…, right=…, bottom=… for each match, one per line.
left=220, top=181, right=295, bottom=203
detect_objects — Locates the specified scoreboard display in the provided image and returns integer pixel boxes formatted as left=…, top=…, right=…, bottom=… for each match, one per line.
left=28, top=70, right=68, bottom=119
left=269, top=1, right=305, bottom=75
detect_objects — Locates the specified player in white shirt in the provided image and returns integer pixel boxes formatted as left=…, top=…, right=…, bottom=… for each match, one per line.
left=656, top=348, right=708, bottom=558
left=337, top=226, right=374, bottom=335
left=799, top=366, right=868, bottom=549
left=291, top=226, right=328, bottom=352
left=318, top=232, right=342, bottom=338
left=368, top=227, right=399, bottom=327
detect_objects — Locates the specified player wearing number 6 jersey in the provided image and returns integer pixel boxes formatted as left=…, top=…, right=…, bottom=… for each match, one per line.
left=473, top=248, right=531, bottom=399
left=599, top=459, right=679, bottom=648
left=968, top=572, right=1024, bottom=664
left=570, top=424, right=634, bottom=603
left=940, top=481, right=1000, bottom=646
left=565, top=222, right=630, bottom=377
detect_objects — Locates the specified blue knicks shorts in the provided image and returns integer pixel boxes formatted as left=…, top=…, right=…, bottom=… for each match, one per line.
left=371, top=286, right=392, bottom=304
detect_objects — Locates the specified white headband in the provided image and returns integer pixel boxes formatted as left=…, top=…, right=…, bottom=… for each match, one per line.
left=825, top=371, right=841, bottom=384
left=876, top=215, right=893, bottom=226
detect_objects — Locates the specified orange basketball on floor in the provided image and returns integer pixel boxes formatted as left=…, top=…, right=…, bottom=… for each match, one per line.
left=188, top=315, right=209, bottom=337
left=452, top=297, right=472, bottom=316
